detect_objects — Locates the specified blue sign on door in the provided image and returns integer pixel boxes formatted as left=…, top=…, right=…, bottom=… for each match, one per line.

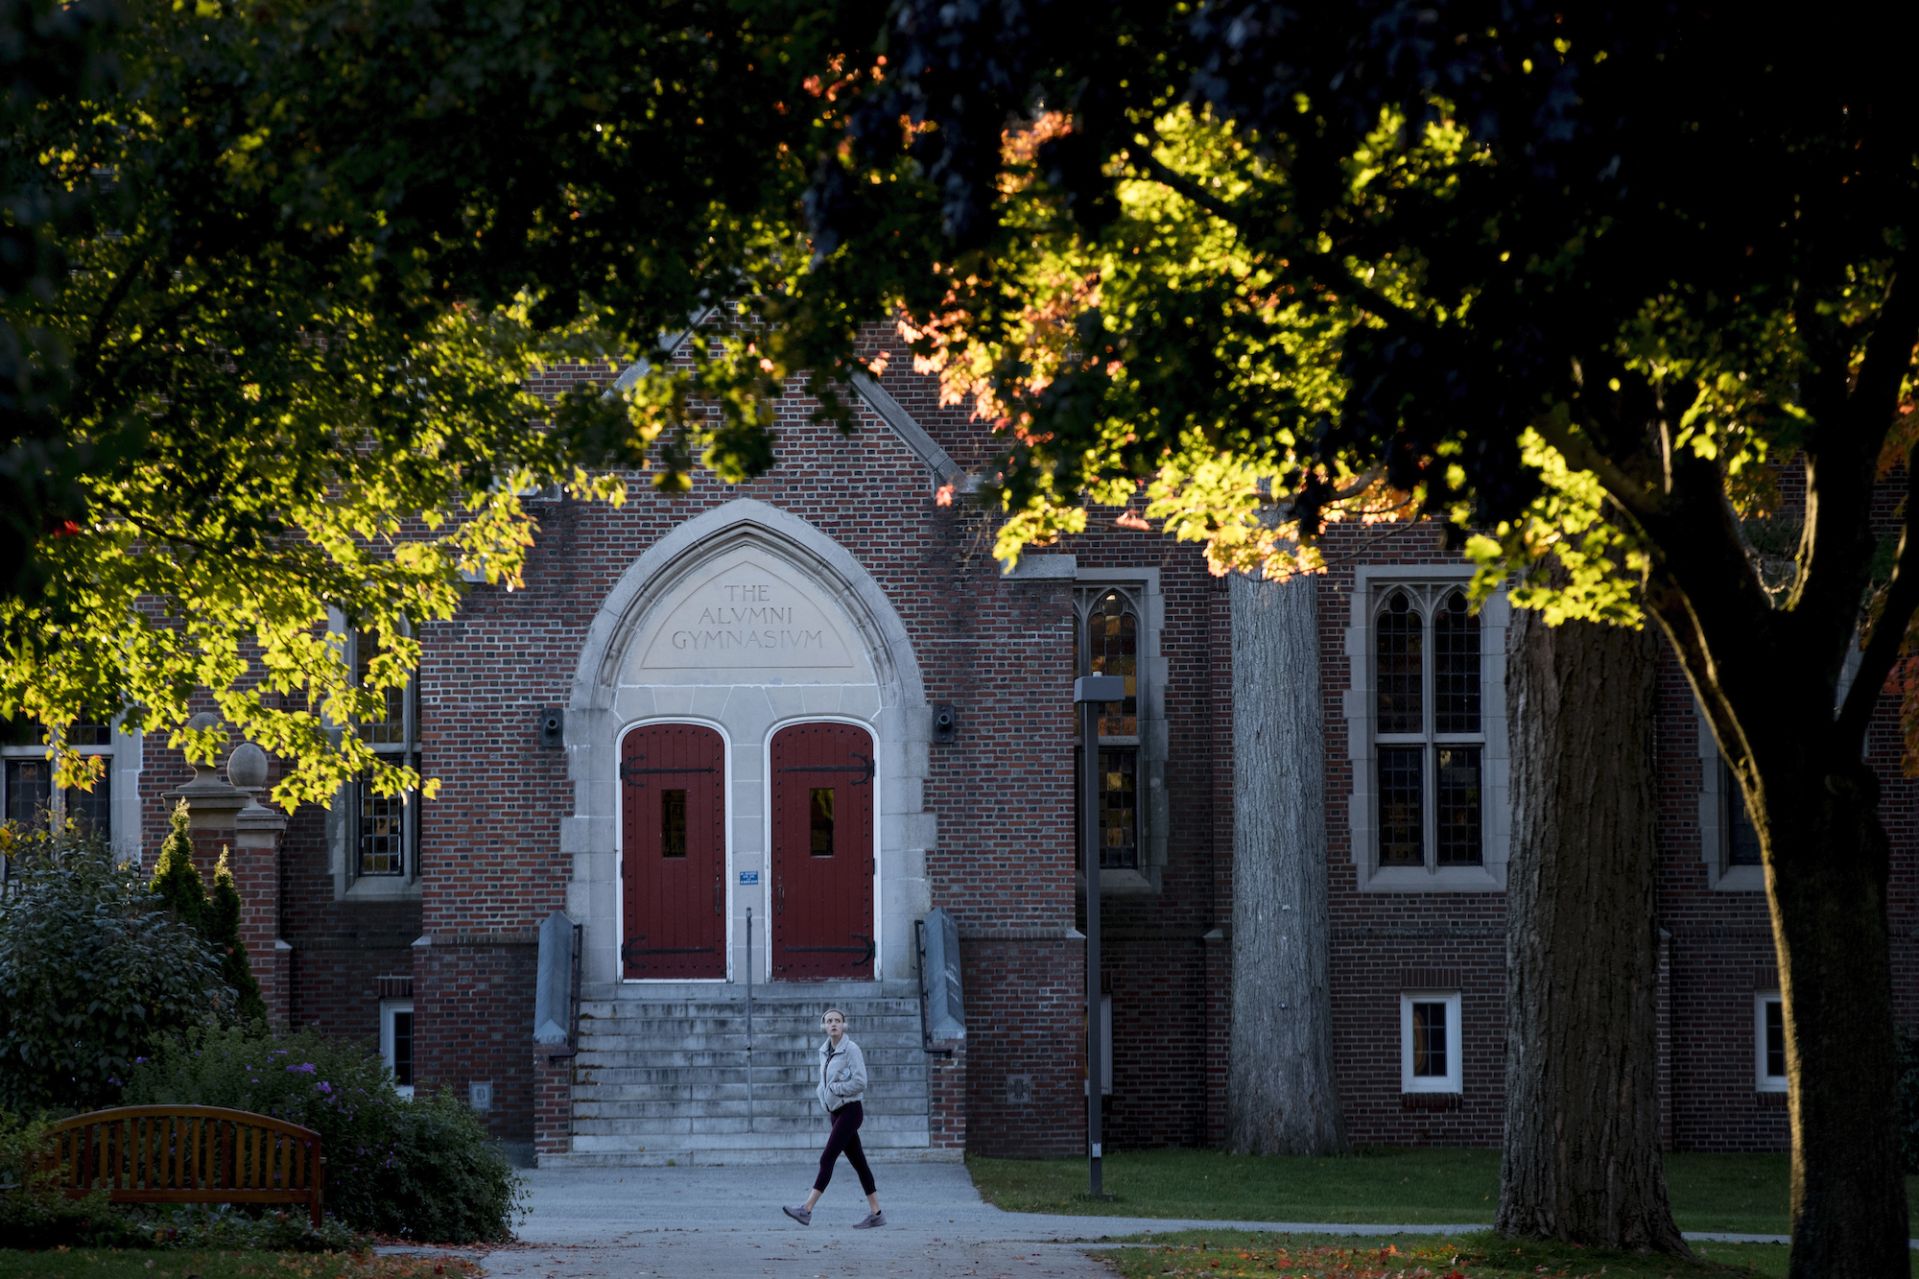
left=739, top=870, right=760, bottom=885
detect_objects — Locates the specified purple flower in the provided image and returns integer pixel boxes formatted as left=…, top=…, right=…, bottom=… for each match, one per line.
left=317, top=1081, right=332, bottom=1094
left=287, top=1062, right=317, bottom=1074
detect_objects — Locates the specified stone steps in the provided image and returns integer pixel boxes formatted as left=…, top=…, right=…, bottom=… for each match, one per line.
left=559, top=984, right=935, bottom=1166
left=576, top=1079, right=927, bottom=1102
left=571, top=1083, right=924, bottom=1113
left=572, top=1111, right=928, bottom=1137
left=575, top=1047, right=924, bottom=1069
left=575, top=1064, right=929, bottom=1087
left=569, top=1128, right=932, bottom=1154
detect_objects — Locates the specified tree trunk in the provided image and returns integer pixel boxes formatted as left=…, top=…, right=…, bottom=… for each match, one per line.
left=1227, top=570, right=1345, bottom=1154
left=1496, top=610, right=1687, bottom=1253
left=1759, top=752, right=1909, bottom=1279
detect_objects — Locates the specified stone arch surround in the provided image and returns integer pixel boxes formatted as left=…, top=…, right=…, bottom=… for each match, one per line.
left=562, top=498, right=936, bottom=986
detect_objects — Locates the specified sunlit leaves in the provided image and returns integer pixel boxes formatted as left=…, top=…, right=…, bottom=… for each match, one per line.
left=1463, top=427, right=1649, bottom=628
left=3, top=0, right=849, bottom=808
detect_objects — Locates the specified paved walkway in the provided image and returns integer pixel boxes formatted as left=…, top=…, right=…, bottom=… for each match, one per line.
left=448, top=1160, right=1477, bottom=1278
left=413, top=1160, right=1908, bottom=1278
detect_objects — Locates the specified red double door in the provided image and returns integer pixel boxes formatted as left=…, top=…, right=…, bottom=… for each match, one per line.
left=770, top=722, right=875, bottom=980
left=619, top=721, right=875, bottom=981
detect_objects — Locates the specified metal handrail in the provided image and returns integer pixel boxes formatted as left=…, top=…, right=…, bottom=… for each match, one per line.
left=745, top=906, right=755, bottom=1122
left=567, top=917, right=582, bottom=1051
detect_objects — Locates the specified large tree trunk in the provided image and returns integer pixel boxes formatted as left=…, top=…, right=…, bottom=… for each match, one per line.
left=1227, top=570, right=1345, bottom=1154
left=1759, top=751, right=1909, bottom=1279
left=1496, top=610, right=1686, bottom=1253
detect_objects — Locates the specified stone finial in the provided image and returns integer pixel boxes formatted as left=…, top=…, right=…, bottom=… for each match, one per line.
left=227, top=741, right=269, bottom=791
left=183, top=712, right=228, bottom=786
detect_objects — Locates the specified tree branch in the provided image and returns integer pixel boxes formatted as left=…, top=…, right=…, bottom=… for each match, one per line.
left=1791, top=249, right=1919, bottom=651
left=1528, top=413, right=1665, bottom=529
left=1838, top=440, right=1919, bottom=746
left=1123, top=144, right=1428, bottom=333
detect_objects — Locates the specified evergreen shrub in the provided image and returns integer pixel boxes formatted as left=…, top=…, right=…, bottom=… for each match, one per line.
left=149, top=802, right=267, bottom=1025
left=126, top=1026, right=521, bottom=1242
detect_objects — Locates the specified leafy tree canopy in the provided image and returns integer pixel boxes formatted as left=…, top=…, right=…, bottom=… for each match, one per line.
left=2, top=0, right=874, bottom=805
left=773, top=3, right=1915, bottom=663
left=750, top=5, right=1917, bottom=1272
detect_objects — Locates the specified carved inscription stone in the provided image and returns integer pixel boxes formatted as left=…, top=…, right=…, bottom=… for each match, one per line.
left=635, top=553, right=858, bottom=671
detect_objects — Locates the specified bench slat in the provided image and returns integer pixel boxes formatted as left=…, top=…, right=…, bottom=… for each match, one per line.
left=39, top=1106, right=324, bottom=1229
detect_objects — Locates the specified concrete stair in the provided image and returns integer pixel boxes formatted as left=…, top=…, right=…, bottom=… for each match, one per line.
left=544, top=982, right=949, bottom=1166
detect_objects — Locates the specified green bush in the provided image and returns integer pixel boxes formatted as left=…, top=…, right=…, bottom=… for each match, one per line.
left=0, top=1107, right=366, bottom=1251
left=151, top=1204, right=366, bottom=1252
left=373, top=1089, right=524, bottom=1244
left=125, top=1025, right=521, bottom=1242
left=0, top=1110, right=150, bottom=1248
left=0, top=835, right=231, bottom=1112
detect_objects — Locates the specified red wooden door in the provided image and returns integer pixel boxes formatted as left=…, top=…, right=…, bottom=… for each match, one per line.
left=771, top=722, right=875, bottom=979
left=620, top=724, right=725, bottom=979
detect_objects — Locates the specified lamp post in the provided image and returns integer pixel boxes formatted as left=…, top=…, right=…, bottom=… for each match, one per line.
left=1074, top=672, right=1124, bottom=1198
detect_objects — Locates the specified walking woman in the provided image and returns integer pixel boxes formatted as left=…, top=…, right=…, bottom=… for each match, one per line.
left=783, top=1007, right=884, bottom=1228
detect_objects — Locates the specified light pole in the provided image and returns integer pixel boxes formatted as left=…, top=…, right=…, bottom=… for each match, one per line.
left=1074, top=672, right=1124, bottom=1198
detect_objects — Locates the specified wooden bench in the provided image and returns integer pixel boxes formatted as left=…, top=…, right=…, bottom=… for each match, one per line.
left=37, top=1105, right=325, bottom=1228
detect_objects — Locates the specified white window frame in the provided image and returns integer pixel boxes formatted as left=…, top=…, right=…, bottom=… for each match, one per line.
left=1754, top=992, right=1787, bottom=1093
left=325, top=612, right=423, bottom=901
left=381, top=998, right=416, bottom=1098
left=1347, top=567, right=1511, bottom=891
left=1, top=718, right=143, bottom=865
left=1074, top=568, right=1167, bottom=894
left=1400, top=992, right=1463, bottom=1094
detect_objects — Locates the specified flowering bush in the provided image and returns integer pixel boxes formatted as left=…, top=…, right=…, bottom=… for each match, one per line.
left=0, top=836, right=230, bottom=1112
left=124, top=1025, right=520, bottom=1242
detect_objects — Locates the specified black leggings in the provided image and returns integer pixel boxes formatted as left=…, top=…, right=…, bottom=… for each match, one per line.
left=813, top=1100, right=877, bottom=1196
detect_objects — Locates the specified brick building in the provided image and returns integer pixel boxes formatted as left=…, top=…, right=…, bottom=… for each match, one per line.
left=20, top=332, right=1914, bottom=1164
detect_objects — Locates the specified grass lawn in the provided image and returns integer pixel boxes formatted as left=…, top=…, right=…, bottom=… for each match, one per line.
left=0, top=1251, right=477, bottom=1279
left=967, top=1147, right=1919, bottom=1237
left=1095, top=1230, right=1919, bottom=1279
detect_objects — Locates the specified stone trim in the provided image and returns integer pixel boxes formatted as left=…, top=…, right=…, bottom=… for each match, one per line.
left=571, top=500, right=927, bottom=708
left=848, top=372, right=963, bottom=490
left=608, top=306, right=721, bottom=394
left=567, top=499, right=934, bottom=987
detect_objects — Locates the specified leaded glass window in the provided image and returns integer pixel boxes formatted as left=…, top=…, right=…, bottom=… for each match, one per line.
left=1372, top=585, right=1485, bottom=872
left=350, top=627, right=420, bottom=879
left=1076, top=585, right=1143, bottom=871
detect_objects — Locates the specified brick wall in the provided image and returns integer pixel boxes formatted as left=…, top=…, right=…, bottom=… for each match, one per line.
left=120, top=330, right=1919, bottom=1160
left=959, top=935, right=1087, bottom=1156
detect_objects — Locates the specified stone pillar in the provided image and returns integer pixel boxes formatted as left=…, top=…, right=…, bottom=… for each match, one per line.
left=163, top=716, right=292, bottom=1029
left=532, top=1051, right=574, bottom=1164
left=232, top=747, right=292, bottom=1030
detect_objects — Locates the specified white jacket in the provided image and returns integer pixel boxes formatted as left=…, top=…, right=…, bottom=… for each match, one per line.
left=817, top=1035, right=868, bottom=1113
